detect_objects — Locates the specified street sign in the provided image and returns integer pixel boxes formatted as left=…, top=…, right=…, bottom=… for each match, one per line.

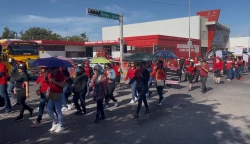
left=86, top=8, right=120, bottom=20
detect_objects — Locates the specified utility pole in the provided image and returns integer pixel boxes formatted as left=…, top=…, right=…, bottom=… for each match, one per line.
left=119, top=14, right=124, bottom=69
left=65, top=28, right=68, bottom=41
left=188, top=0, right=191, bottom=57
left=153, top=43, right=155, bottom=54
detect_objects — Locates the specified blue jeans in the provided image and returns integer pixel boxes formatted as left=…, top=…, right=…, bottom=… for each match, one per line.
left=227, top=69, right=232, bottom=80
left=62, top=84, right=70, bottom=107
left=0, top=84, right=12, bottom=112
left=130, top=81, right=137, bottom=100
left=37, top=93, right=57, bottom=123
left=7, top=82, right=16, bottom=102
left=235, top=68, right=240, bottom=79
left=136, top=88, right=149, bottom=115
left=47, top=96, right=63, bottom=126
left=231, top=68, right=235, bottom=79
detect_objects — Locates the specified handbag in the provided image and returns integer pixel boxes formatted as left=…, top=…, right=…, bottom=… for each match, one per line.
left=45, top=84, right=61, bottom=101
left=36, top=89, right=41, bottom=96
left=156, top=80, right=165, bottom=86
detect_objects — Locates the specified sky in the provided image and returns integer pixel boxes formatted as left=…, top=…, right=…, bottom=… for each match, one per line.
left=0, top=0, right=250, bottom=41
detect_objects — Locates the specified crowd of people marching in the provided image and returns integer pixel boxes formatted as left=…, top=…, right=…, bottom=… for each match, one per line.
left=0, top=55, right=247, bottom=133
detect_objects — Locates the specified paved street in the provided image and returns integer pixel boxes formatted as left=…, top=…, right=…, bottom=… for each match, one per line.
left=0, top=73, right=250, bottom=144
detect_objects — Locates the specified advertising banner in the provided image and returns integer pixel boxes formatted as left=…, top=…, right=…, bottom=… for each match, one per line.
left=165, top=66, right=180, bottom=85
left=234, top=46, right=244, bottom=56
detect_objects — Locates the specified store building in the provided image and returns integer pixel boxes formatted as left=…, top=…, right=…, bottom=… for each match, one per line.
left=230, top=36, right=250, bottom=53
left=101, top=9, right=230, bottom=58
left=33, top=40, right=85, bottom=58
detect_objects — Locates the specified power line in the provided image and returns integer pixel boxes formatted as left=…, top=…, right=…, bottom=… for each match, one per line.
left=140, top=0, right=188, bottom=6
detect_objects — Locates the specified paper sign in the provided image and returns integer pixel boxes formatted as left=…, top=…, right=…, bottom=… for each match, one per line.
left=243, top=53, right=248, bottom=62
left=234, top=46, right=244, bottom=56
left=215, top=50, right=223, bottom=58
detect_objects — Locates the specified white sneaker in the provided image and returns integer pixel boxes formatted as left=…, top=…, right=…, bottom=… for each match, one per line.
left=134, top=97, right=138, bottom=102
left=67, top=104, right=74, bottom=110
left=55, top=125, right=64, bottom=133
left=158, top=97, right=165, bottom=106
left=49, top=123, right=58, bottom=132
left=62, top=107, right=68, bottom=112
left=129, top=100, right=135, bottom=104
left=227, top=79, right=231, bottom=81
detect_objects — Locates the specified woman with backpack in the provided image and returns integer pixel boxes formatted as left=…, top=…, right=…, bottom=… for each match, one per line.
left=14, top=63, right=33, bottom=122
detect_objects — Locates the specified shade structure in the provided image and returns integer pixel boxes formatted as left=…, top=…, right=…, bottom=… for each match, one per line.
left=153, top=50, right=178, bottom=59
left=123, top=52, right=156, bottom=62
left=90, top=57, right=110, bottom=64
left=32, top=57, right=73, bottom=67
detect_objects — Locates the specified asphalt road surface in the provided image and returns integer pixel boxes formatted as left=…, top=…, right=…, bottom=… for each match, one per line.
left=0, top=73, right=250, bottom=144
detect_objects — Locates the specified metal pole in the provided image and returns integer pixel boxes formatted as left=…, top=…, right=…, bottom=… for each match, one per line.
left=248, top=27, right=250, bottom=50
left=119, top=14, right=124, bottom=69
left=188, top=0, right=191, bottom=57
left=153, top=43, right=155, bottom=54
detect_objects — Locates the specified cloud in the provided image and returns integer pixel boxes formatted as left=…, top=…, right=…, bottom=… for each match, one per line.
left=50, top=0, right=57, bottom=3
left=103, top=4, right=153, bottom=23
left=8, top=5, right=154, bottom=40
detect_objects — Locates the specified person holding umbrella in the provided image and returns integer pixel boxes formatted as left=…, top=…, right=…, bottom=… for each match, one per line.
left=47, top=67, right=65, bottom=133
left=31, top=66, right=57, bottom=127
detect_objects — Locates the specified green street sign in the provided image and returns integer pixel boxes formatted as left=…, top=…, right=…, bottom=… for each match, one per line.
left=86, top=8, right=120, bottom=20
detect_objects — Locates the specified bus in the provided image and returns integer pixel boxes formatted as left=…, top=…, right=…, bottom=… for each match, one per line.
left=0, top=39, right=40, bottom=77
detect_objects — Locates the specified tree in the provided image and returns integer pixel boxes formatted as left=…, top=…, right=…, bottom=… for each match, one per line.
left=1, top=27, right=17, bottom=39
left=20, top=27, right=63, bottom=40
left=68, top=33, right=88, bottom=42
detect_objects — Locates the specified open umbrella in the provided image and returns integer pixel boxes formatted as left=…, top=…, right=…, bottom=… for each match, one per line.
left=32, top=57, right=73, bottom=67
left=153, top=50, right=177, bottom=59
left=123, top=52, right=156, bottom=62
left=90, top=57, right=110, bottom=64
left=57, top=56, right=76, bottom=65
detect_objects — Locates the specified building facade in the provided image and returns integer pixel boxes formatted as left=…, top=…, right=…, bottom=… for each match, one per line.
left=230, top=37, right=250, bottom=53
left=102, top=9, right=230, bottom=58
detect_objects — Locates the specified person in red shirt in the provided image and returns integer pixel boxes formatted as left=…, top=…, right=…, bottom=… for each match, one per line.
left=31, top=66, right=57, bottom=127
left=125, top=61, right=138, bottom=103
left=194, top=57, right=200, bottom=83
left=113, top=62, right=122, bottom=89
left=47, top=67, right=65, bottom=133
left=184, top=57, right=191, bottom=81
left=186, top=61, right=195, bottom=91
left=225, top=60, right=232, bottom=81
left=213, top=57, right=223, bottom=85
left=150, top=60, right=166, bottom=105
left=236, top=57, right=244, bottom=80
left=199, top=60, right=209, bottom=94
left=0, top=60, right=12, bottom=113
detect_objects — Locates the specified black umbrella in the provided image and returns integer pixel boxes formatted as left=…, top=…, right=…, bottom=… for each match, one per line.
left=153, top=50, right=178, bottom=59
left=123, top=52, right=156, bottom=62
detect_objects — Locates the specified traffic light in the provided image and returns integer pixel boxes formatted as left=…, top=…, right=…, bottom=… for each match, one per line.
left=87, top=8, right=101, bottom=16
left=115, top=45, right=127, bottom=53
